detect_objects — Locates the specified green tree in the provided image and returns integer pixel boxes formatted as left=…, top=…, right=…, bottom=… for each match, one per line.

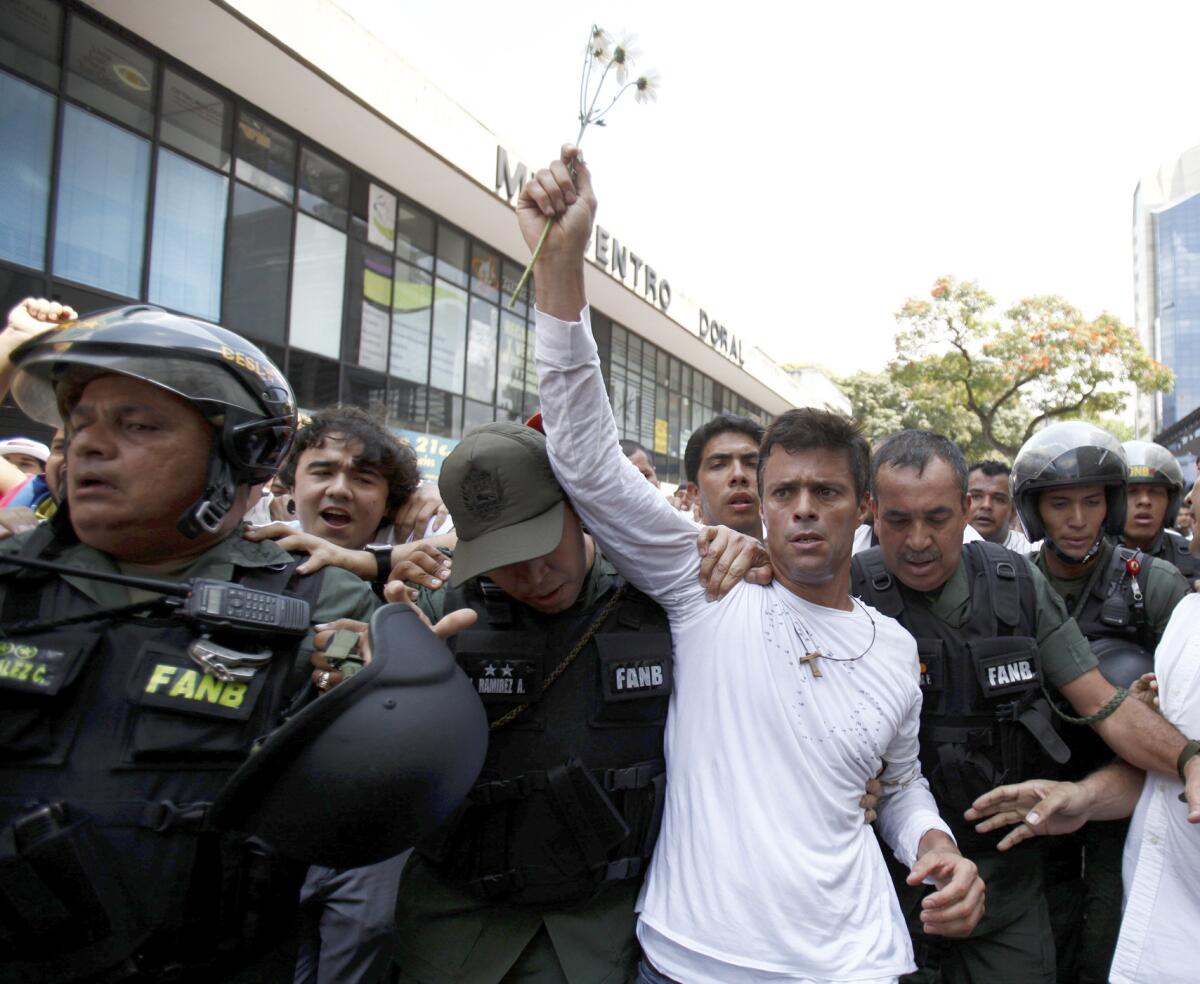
left=843, top=276, right=1172, bottom=459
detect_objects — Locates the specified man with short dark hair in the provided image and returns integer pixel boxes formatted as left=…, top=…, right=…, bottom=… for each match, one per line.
left=518, top=146, right=983, bottom=984
left=853, top=427, right=1199, bottom=983
left=682, top=413, right=764, bottom=537
left=620, top=438, right=660, bottom=486
left=967, top=459, right=1031, bottom=551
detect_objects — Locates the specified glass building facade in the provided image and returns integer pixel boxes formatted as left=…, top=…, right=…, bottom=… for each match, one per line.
left=0, top=0, right=766, bottom=482
left=1153, top=193, right=1200, bottom=430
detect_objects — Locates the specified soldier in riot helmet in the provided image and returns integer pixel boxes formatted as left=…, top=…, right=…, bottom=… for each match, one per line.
left=853, top=427, right=1197, bottom=984
left=0, top=306, right=388, bottom=982
left=1011, top=421, right=1189, bottom=984
left=1120, top=439, right=1199, bottom=585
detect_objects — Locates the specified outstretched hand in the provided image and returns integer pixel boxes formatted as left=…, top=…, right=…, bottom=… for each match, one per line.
left=964, top=779, right=1093, bottom=850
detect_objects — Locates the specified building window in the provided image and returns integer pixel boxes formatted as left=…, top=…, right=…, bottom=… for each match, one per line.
left=0, top=0, right=63, bottom=89
left=65, top=15, right=156, bottom=135
left=298, top=146, right=348, bottom=229
left=148, top=147, right=227, bottom=320
left=235, top=108, right=294, bottom=202
left=53, top=103, right=150, bottom=297
left=224, top=181, right=292, bottom=344
left=344, top=238, right=391, bottom=372
left=290, top=212, right=346, bottom=359
left=288, top=348, right=339, bottom=410
left=160, top=69, right=231, bottom=172
left=429, top=277, right=466, bottom=393
left=435, top=225, right=468, bottom=288
left=390, top=260, right=432, bottom=383
left=0, top=69, right=54, bottom=270
left=396, top=199, right=434, bottom=270
left=465, top=296, right=498, bottom=403
left=496, top=311, right=526, bottom=413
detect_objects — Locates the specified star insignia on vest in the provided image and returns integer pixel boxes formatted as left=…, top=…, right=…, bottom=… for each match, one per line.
left=461, top=467, right=503, bottom=521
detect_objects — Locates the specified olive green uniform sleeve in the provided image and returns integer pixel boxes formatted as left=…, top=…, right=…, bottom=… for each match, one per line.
left=1142, top=557, right=1189, bottom=646
left=1024, top=557, right=1098, bottom=690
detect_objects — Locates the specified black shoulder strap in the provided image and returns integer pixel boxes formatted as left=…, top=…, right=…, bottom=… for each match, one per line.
left=850, top=547, right=904, bottom=618
left=966, top=540, right=1026, bottom=631
left=236, top=553, right=327, bottom=608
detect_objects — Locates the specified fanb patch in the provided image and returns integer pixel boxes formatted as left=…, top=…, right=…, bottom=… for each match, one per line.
left=975, top=651, right=1039, bottom=697
left=603, top=657, right=672, bottom=702
left=461, top=467, right=503, bottom=521
left=131, top=644, right=267, bottom=722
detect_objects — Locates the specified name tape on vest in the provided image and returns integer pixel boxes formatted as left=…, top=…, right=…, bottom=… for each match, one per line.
left=0, top=639, right=88, bottom=696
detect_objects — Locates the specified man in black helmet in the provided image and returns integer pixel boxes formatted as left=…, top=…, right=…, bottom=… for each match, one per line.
left=0, top=304, right=380, bottom=983
left=1120, top=439, right=1199, bottom=586
left=1010, top=421, right=1190, bottom=984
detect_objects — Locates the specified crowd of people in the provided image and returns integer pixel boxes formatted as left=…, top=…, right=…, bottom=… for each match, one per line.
left=0, top=147, right=1196, bottom=984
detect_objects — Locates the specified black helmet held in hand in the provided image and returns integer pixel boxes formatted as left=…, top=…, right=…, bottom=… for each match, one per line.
left=209, top=604, right=488, bottom=868
left=9, top=305, right=297, bottom=537
left=1011, top=421, right=1128, bottom=556
left=1122, top=440, right=1186, bottom=526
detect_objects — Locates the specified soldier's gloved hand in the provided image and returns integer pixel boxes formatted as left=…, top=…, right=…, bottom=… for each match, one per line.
left=1129, top=672, right=1159, bottom=711
left=696, top=525, right=772, bottom=601
left=964, top=778, right=1093, bottom=850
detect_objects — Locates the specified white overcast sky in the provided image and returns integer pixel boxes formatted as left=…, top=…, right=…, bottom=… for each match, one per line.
left=336, top=0, right=1200, bottom=377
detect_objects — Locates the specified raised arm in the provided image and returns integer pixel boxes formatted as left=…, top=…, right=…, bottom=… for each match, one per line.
left=520, top=146, right=713, bottom=614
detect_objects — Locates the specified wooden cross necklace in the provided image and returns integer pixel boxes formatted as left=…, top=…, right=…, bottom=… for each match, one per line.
left=793, top=598, right=877, bottom=680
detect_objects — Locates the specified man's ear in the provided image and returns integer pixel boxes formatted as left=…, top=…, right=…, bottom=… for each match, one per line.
left=857, top=494, right=871, bottom=526
left=686, top=482, right=699, bottom=502
left=869, top=496, right=880, bottom=524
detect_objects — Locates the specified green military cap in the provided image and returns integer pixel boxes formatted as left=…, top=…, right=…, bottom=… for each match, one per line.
left=439, top=421, right=566, bottom=586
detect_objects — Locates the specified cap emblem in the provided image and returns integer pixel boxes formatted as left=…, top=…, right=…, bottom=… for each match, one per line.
left=461, top=467, right=503, bottom=521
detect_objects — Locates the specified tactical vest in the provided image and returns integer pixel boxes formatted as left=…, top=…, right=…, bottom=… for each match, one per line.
left=0, top=536, right=323, bottom=983
left=1072, top=544, right=1155, bottom=651
left=852, top=542, right=1068, bottom=854
left=418, top=575, right=671, bottom=905
left=1149, top=529, right=1199, bottom=585
left=1060, top=544, right=1156, bottom=779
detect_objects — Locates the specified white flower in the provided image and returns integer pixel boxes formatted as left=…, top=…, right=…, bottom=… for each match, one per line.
left=634, top=69, right=660, bottom=104
left=610, top=32, right=640, bottom=84
left=589, top=25, right=611, bottom=61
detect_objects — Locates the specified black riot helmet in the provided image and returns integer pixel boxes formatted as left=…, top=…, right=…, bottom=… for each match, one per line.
left=210, top=604, right=488, bottom=868
left=1122, top=440, right=1186, bottom=526
left=8, top=305, right=297, bottom=538
left=1089, top=637, right=1155, bottom=690
left=1011, top=421, right=1127, bottom=562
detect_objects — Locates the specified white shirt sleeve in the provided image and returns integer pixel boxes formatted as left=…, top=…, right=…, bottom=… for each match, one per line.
left=873, top=636, right=955, bottom=868
left=534, top=305, right=709, bottom=618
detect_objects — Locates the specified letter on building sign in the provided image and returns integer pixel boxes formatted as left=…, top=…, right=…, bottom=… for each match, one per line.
left=595, top=225, right=610, bottom=267
left=611, top=240, right=628, bottom=280
left=495, top=146, right=526, bottom=201
left=630, top=252, right=643, bottom=288
left=644, top=266, right=657, bottom=304
left=658, top=279, right=671, bottom=311
left=699, top=309, right=710, bottom=341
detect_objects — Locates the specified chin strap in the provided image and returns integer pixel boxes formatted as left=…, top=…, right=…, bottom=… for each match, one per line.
left=177, top=453, right=239, bottom=539
left=1045, top=531, right=1105, bottom=567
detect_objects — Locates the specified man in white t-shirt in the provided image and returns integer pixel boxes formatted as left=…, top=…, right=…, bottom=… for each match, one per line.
left=518, top=146, right=983, bottom=983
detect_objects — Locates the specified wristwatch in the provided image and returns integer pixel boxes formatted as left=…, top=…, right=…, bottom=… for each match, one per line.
left=365, top=543, right=393, bottom=584
left=1178, top=738, right=1200, bottom=782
